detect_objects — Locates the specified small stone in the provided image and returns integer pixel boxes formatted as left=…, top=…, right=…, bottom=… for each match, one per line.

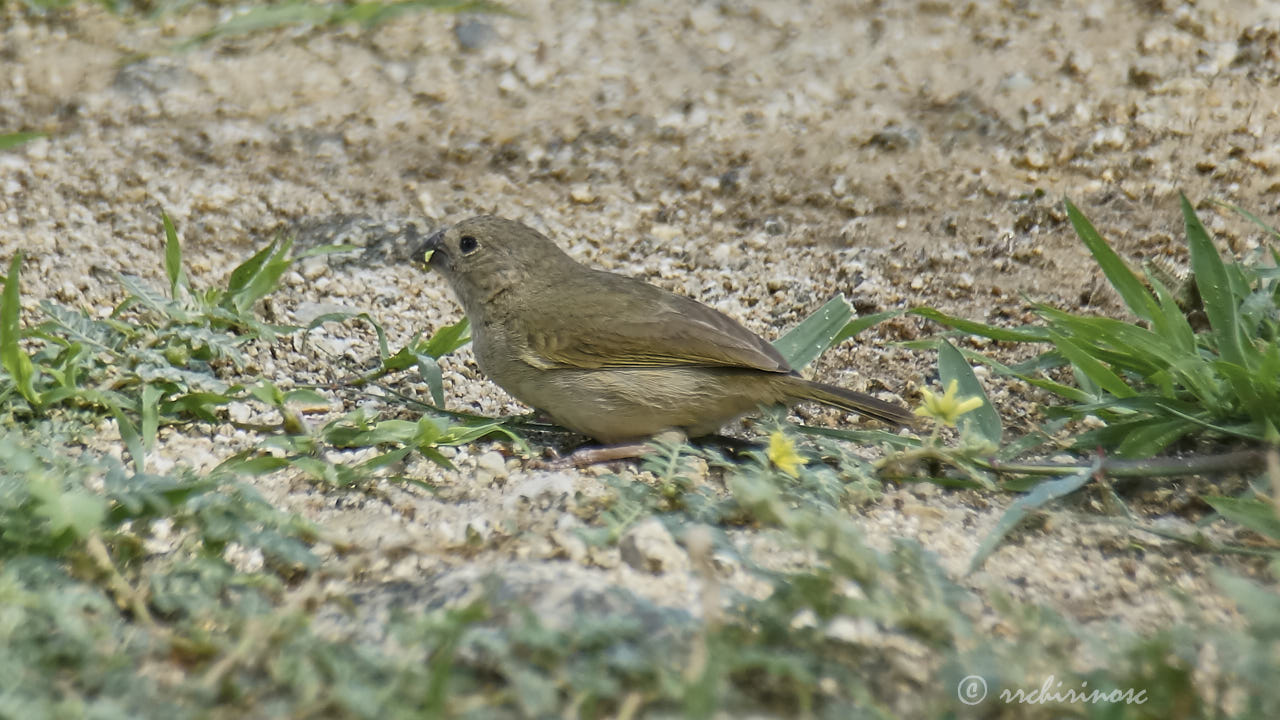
left=570, top=184, right=597, bottom=204
left=476, top=450, right=508, bottom=479
left=300, top=257, right=329, bottom=280
left=619, top=517, right=685, bottom=574
left=1022, top=148, right=1049, bottom=169
left=1063, top=50, right=1093, bottom=75
left=453, top=19, right=494, bottom=52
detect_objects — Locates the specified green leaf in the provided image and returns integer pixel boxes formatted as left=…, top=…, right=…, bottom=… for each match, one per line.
left=224, top=240, right=278, bottom=300
left=1035, top=305, right=1179, bottom=378
left=30, top=477, right=107, bottom=540
left=1049, top=332, right=1136, bottom=398
left=1144, top=268, right=1197, bottom=354
left=832, top=309, right=903, bottom=345
left=416, top=354, right=445, bottom=407
left=284, top=388, right=329, bottom=406
left=0, top=131, right=44, bottom=151
left=187, top=2, right=339, bottom=46
left=213, top=451, right=292, bottom=477
left=1113, top=417, right=1195, bottom=458
left=422, top=317, right=472, bottom=358
left=1204, top=495, right=1280, bottom=541
left=221, top=238, right=296, bottom=316
left=937, top=339, right=1002, bottom=444
left=141, top=384, right=162, bottom=451
left=969, top=461, right=1097, bottom=573
left=0, top=253, right=39, bottom=405
left=772, top=294, right=853, bottom=370
left=1183, top=195, right=1246, bottom=368
left=1065, top=197, right=1161, bottom=324
left=947, top=344, right=1093, bottom=403
left=324, top=418, right=422, bottom=448
left=908, top=307, right=1047, bottom=342
left=1212, top=569, right=1280, bottom=630
left=162, top=211, right=187, bottom=298
left=249, top=380, right=285, bottom=407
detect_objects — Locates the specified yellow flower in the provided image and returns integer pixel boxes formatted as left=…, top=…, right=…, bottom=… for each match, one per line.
left=914, top=379, right=984, bottom=427
left=767, top=431, right=803, bottom=477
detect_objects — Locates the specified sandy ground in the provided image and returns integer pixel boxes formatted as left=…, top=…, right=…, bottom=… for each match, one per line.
left=3, top=0, right=1279, bottom=670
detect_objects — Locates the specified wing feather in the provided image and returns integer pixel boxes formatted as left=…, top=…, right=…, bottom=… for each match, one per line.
left=521, top=270, right=791, bottom=374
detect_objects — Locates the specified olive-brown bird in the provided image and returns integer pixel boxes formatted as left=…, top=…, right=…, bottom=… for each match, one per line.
left=416, top=216, right=911, bottom=445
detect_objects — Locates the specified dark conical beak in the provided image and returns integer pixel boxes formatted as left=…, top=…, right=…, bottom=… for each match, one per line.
left=415, top=228, right=446, bottom=269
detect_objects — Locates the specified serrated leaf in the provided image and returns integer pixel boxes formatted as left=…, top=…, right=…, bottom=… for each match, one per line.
left=32, top=484, right=107, bottom=540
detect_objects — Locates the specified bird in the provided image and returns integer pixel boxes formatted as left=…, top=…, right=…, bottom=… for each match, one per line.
left=414, top=215, right=912, bottom=453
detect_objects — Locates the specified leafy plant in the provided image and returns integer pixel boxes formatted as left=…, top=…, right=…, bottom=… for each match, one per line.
left=917, top=196, right=1280, bottom=457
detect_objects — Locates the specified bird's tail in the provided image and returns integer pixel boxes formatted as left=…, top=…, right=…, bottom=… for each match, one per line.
left=785, top=377, right=915, bottom=427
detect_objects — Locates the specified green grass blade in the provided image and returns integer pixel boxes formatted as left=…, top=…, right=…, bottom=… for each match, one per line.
left=237, top=238, right=295, bottom=313
left=1, top=253, right=40, bottom=405
left=1217, top=201, right=1280, bottom=241
left=772, top=294, right=852, bottom=370
left=908, top=307, right=1048, bottom=342
left=1049, top=332, right=1136, bottom=398
left=937, top=339, right=1002, bottom=444
left=81, top=388, right=146, bottom=473
left=423, top=317, right=471, bottom=358
left=162, top=212, right=187, bottom=298
left=1113, top=418, right=1195, bottom=458
left=1064, top=198, right=1160, bottom=324
left=949, top=345, right=1094, bottom=403
left=416, top=354, right=445, bottom=407
left=188, top=3, right=339, bottom=45
left=0, top=131, right=44, bottom=151
left=831, top=309, right=903, bottom=345
left=224, top=240, right=277, bottom=299
left=1143, top=268, right=1197, bottom=354
left=1203, top=496, right=1280, bottom=541
left=968, top=461, right=1097, bottom=573
left=1182, top=195, right=1247, bottom=368
left=141, top=384, right=161, bottom=451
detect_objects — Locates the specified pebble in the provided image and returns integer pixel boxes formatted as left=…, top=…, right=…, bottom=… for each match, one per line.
left=475, top=450, right=508, bottom=479
left=619, top=517, right=686, bottom=574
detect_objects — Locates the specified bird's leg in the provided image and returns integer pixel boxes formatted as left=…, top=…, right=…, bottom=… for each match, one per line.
left=541, top=429, right=688, bottom=469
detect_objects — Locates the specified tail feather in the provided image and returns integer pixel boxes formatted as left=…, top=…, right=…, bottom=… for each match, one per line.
left=787, top=378, right=915, bottom=427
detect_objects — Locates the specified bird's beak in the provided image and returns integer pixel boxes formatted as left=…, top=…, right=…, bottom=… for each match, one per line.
left=416, top=228, right=446, bottom=270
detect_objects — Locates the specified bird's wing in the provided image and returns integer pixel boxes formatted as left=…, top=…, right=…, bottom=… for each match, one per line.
left=521, top=271, right=792, bottom=374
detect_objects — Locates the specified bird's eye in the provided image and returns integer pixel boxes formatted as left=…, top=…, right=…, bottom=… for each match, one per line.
left=458, top=235, right=480, bottom=254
